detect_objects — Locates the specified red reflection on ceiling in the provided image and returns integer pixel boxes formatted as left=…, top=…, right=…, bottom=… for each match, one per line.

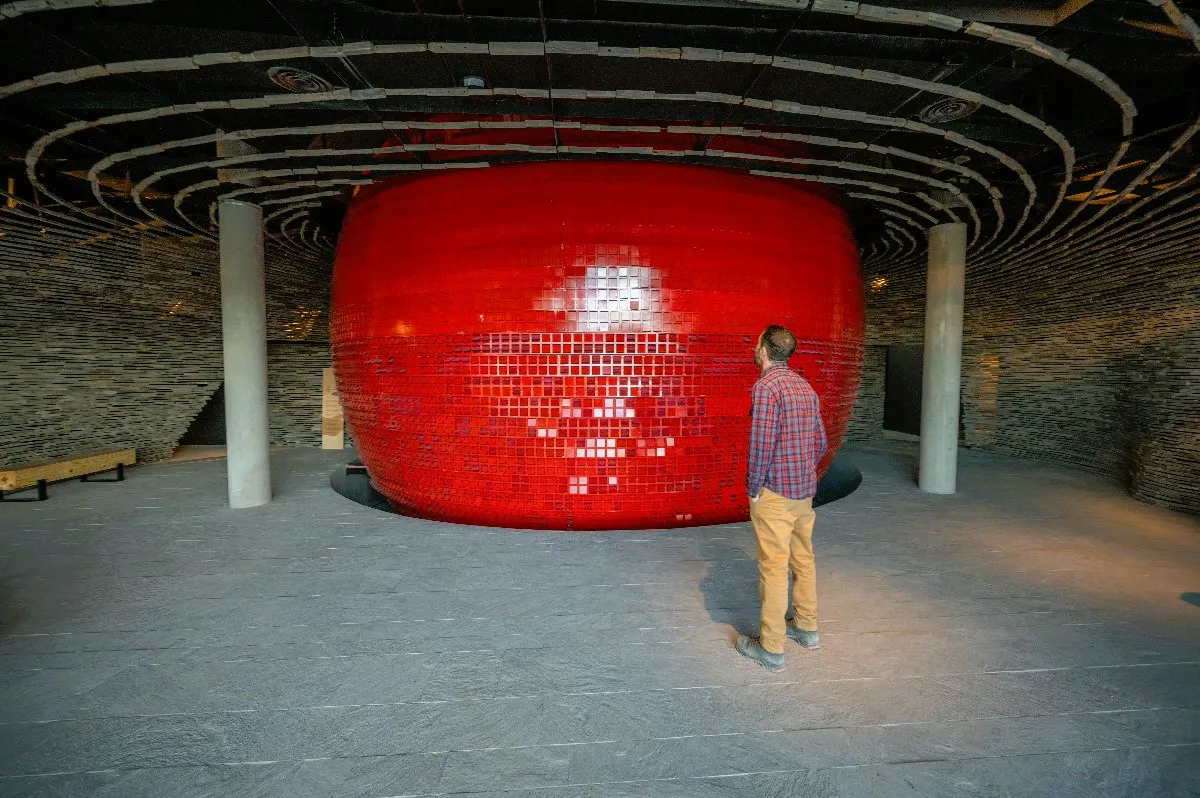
left=369, top=113, right=817, bottom=168
left=331, top=161, right=862, bottom=530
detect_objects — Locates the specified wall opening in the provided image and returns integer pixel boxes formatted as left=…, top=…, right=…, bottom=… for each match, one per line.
left=884, top=345, right=924, bottom=436
left=180, top=383, right=226, bottom=445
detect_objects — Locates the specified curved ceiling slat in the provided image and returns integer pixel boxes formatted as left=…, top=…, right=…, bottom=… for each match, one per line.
left=735, top=0, right=1142, bottom=245
left=30, top=82, right=1034, bottom=246
left=18, top=40, right=1046, bottom=236
left=0, top=1, right=1194, bottom=269
left=0, top=0, right=155, bottom=21
left=174, top=158, right=942, bottom=247
left=141, top=143, right=985, bottom=243
left=102, top=120, right=1001, bottom=243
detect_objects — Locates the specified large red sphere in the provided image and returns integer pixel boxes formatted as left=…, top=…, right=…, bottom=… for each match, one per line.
left=331, top=162, right=862, bottom=529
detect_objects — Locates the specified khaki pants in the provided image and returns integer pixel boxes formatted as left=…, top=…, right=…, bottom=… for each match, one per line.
left=750, top=488, right=817, bottom=654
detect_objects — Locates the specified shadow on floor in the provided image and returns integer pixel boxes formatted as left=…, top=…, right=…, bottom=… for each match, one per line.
left=1183, top=593, right=1200, bottom=609
left=0, top=584, right=24, bottom=638
left=698, top=539, right=758, bottom=639
left=695, top=455, right=863, bottom=641
left=329, top=460, right=397, bottom=514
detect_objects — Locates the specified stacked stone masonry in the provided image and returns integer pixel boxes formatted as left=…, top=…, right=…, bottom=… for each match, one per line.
left=853, top=242, right=1200, bottom=516
left=0, top=206, right=332, bottom=467
left=267, top=343, right=344, bottom=449
left=844, top=345, right=886, bottom=443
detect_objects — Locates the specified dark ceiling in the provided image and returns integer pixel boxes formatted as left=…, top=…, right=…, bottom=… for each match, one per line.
left=0, top=0, right=1197, bottom=266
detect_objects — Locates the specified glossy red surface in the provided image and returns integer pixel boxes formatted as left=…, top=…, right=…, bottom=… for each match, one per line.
left=331, top=162, right=862, bottom=529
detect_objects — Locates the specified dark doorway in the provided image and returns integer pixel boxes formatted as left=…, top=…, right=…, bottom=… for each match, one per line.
left=180, top=384, right=226, bottom=445
left=884, top=345, right=923, bottom=436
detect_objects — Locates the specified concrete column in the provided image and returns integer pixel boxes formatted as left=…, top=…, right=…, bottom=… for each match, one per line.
left=918, top=222, right=967, bottom=494
left=219, top=199, right=271, bottom=508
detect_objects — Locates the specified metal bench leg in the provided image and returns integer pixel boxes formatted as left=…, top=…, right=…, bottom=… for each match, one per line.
left=0, top=480, right=48, bottom=502
left=81, top=463, right=126, bottom=483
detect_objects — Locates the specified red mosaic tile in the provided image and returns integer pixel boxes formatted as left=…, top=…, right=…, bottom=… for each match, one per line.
left=331, top=162, right=863, bottom=529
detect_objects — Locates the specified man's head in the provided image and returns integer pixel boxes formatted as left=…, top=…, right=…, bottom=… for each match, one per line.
left=755, top=325, right=796, bottom=370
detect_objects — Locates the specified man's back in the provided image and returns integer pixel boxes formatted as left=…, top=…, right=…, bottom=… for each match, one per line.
left=746, top=364, right=827, bottom=501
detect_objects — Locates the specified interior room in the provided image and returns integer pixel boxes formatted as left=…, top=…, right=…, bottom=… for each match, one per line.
left=0, top=1, right=1197, bottom=795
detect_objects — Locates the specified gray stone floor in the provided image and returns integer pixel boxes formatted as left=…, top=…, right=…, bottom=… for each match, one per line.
left=0, top=443, right=1198, bottom=797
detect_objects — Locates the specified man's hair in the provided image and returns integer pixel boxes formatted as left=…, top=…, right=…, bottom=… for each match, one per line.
left=760, top=325, right=796, bottom=362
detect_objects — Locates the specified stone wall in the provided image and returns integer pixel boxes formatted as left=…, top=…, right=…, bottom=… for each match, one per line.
left=0, top=213, right=332, bottom=467
left=845, top=344, right=886, bottom=442
left=267, top=343, right=334, bottom=448
left=855, top=242, right=1200, bottom=516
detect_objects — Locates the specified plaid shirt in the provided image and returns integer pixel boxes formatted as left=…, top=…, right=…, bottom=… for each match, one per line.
left=747, top=363, right=827, bottom=501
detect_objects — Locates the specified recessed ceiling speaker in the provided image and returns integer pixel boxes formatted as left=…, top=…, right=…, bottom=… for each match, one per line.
left=267, top=65, right=335, bottom=93
left=918, top=97, right=980, bottom=124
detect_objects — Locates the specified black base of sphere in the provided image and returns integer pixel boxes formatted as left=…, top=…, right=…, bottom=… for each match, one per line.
left=331, top=455, right=862, bottom=521
left=812, top=456, right=864, bottom=509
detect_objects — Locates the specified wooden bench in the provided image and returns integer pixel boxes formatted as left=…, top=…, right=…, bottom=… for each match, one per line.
left=0, top=449, right=136, bottom=502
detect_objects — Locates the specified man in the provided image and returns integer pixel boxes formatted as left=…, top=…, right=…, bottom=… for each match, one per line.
left=736, top=324, right=827, bottom=671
